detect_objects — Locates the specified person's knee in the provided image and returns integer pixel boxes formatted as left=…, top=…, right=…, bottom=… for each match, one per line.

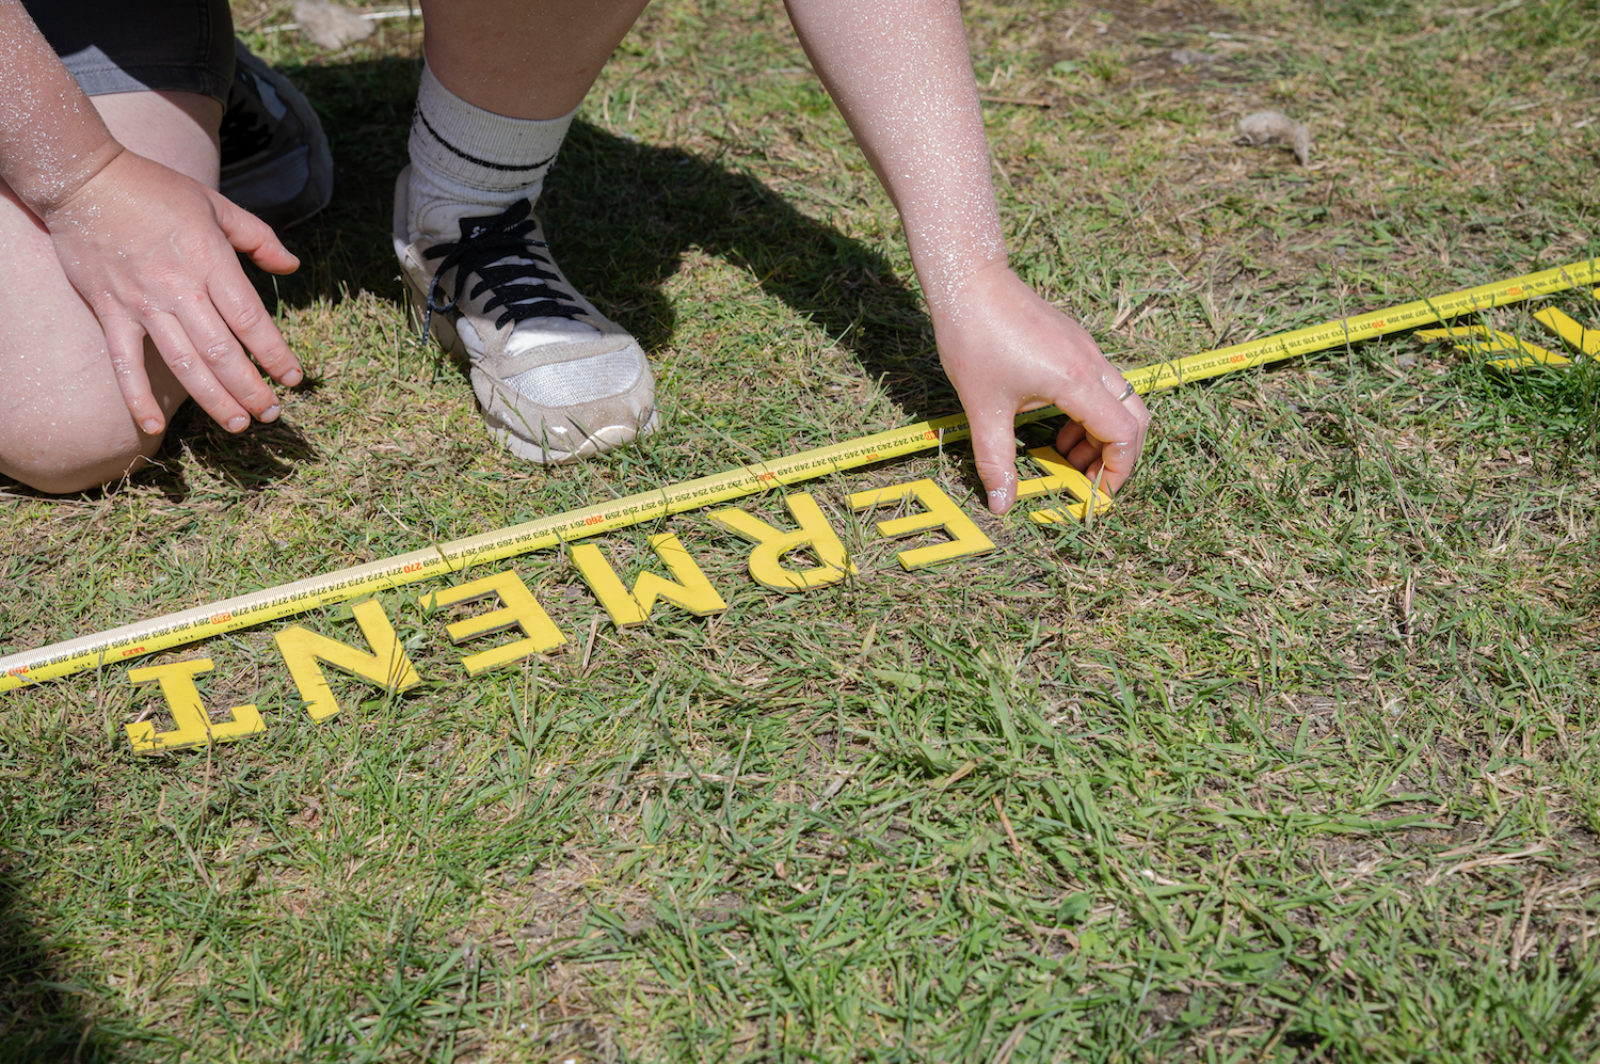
left=0, top=418, right=164, bottom=495
left=0, top=320, right=183, bottom=494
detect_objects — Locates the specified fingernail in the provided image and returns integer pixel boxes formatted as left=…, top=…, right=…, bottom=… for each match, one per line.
left=140, top=418, right=162, bottom=435
left=261, top=405, right=281, bottom=423
left=282, top=369, right=303, bottom=387
left=227, top=415, right=249, bottom=432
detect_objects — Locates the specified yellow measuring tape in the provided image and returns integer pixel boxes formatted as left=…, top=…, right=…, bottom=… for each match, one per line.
left=3, top=257, right=1594, bottom=693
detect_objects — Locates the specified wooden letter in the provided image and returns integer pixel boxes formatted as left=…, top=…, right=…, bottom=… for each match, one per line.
left=707, top=492, right=857, bottom=592
left=125, top=658, right=264, bottom=754
left=571, top=534, right=727, bottom=627
left=1016, top=446, right=1115, bottom=524
left=274, top=599, right=421, bottom=720
left=419, top=569, right=565, bottom=676
left=846, top=478, right=996, bottom=569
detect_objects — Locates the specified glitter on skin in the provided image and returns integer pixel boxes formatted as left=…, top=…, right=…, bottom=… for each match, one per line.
left=784, top=0, right=1150, bottom=513
left=0, top=4, right=303, bottom=492
left=783, top=1, right=1006, bottom=311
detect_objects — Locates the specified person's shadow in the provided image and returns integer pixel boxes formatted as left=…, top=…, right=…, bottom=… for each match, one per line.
left=0, top=863, right=116, bottom=1062
left=265, top=55, right=954, bottom=426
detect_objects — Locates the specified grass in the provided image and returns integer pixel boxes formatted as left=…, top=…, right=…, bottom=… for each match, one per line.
left=3, top=0, right=1599, bottom=1059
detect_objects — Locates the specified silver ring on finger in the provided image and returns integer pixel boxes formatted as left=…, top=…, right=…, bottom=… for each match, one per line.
left=1115, top=380, right=1136, bottom=402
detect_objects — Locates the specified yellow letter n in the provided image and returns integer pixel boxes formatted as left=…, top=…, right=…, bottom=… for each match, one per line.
left=125, top=658, right=264, bottom=754
left=273, top=599, right=421, bottom=721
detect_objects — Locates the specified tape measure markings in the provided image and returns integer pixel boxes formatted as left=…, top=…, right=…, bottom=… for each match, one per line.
left=2, top=258, right=1594, bottom=693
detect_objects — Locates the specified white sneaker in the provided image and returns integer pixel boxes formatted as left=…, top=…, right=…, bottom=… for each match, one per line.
left=392, top=166, right=659, bottom=462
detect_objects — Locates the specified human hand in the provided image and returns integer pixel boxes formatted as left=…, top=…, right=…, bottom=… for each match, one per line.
left=40, top=148, right=304, bottom=436
left=931, top=262, right=1150, bottom=514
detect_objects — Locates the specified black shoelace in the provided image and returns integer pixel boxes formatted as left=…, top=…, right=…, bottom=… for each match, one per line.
left=420, top=199, right=584, bottom=340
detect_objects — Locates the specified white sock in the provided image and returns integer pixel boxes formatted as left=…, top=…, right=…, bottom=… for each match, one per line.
left=408, top=61, right=574, bottom=222
left=407, top=63, right=596, bottom=345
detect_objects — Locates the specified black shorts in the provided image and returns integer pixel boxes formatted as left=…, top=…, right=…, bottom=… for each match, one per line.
left=25, top=0, right=235, bottom=103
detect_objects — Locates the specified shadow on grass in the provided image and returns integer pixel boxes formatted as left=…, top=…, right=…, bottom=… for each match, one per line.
left=557, top=120, right=951, bottom=413
left=138, top=406, right=322, bottom=502
left=266, top=56, right=951, bottom=414
left=3, top=55, right=945, bottom=499
left=0, top=862, right=115, bottom=1062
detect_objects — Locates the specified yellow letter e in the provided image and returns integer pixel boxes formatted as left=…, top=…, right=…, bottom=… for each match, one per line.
left=847, top=478, right=996, bottom=570
left=419, top=569, right=566, bottom=677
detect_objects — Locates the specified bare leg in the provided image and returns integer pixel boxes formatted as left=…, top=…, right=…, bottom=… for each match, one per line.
left=0, top=91, right=221, bottom=494
left=419, top=0, right=653, bottom=117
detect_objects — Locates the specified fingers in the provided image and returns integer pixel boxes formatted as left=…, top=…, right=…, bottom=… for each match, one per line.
left=203, top=201, right=303, bottom=394
left=208, top=273, right=303, bottom=388
left=1099, top=389, right=1150, bottom=489
left=975, top=387, right=1147, bottom=514
left=211, top=191, right=300, bottom=275
left=169, top=299, right=283, bottom=426
left=102, top=315, right=166, bottom=435
left=142, top=312, right=252, bottom=432
left=136, top=287, right=299, bottom=434
left=1054, top=382, right=1150, bottom=493
left=150, top=221, right=301, bottom=428
left=968, top=409, right=1024, bottom=515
